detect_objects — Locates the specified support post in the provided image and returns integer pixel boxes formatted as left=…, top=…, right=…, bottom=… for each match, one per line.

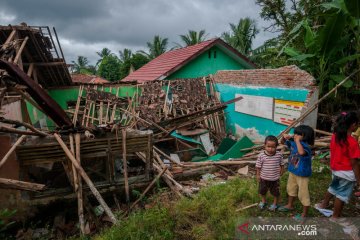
left=54, top=133, right=117, bottom=224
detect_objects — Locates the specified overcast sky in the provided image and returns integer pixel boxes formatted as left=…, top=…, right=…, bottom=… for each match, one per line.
left=1, top=0, right=277, bottom=65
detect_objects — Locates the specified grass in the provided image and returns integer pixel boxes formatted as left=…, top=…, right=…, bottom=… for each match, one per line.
left=94, top=158, right=360, bottom=240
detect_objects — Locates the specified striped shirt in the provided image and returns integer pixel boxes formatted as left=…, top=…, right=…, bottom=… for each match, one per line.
left=256, top=151, right=284, bottom=181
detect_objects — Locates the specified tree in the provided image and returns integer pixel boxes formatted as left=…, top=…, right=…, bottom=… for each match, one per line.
left=97, top=55, right=121, bottom=81
left=222, top=18, right=259, bottom=55
left=281, top=0, right=360, bottom=95
left=119, top=53, right=149, bottom=80
left=139, top=35, right=168, bottom=60
left=177, top=30, right=208, bottom=47
left=252, top=0, right=360, bottom=114
left=71, top=56, right=91, bottom=74
left=96, top=48, right=112, bottom=66
left=119, top=48, right=133, bottom=63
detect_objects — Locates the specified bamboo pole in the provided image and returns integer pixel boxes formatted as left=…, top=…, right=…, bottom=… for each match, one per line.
left=73, top=85, right=83, bottom=124
left=163, top=81, right=171, bottom=114
left=1, top=30, right=16, bottom=51
left=0, top=118, right=49, bottom=137
left=235, top=203, right=258, bottom=212
left=85, top=102, right=92, bottom=127
left=122, top=129, right=130, bottom=203
left=99, top=101, right=103, bottom=124
left=54, top=133, right=117, bottom=224
left=315, top=129, right=332, bottom=136
left=118, top=107, right=193, bottom=149
left=0, top=135, right=26, bottom=169
left=8, top=88, right=45, bottom=114
left=0, top=178, right=45, bottom=192
left=153, top=146, right=184, bottom=166
left=128, top=166, right=167, bottom=211
left=14, top=36, right=29, bottom=64
left=75, top=133, right=85, bottom=235
left=136, top=152, right=183, bottom=197
left=153, top=151, right=173, bottom=178
left=69, top=134, right=79, bottom=191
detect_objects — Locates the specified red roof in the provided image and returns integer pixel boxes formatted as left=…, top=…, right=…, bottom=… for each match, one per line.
left=71, top=74, right=110, bottom=84
left=121, top=38, right=256, bottom=83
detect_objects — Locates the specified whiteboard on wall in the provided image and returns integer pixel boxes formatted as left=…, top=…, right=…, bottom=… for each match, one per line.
left=235, top=94, right=274, bottom=119
left=274, top=99, right=304, bottom=126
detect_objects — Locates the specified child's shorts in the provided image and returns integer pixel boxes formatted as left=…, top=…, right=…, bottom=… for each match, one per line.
left=328, top=174, right=355, bottom=203
left=287, top=172, right=310, bottom=206
left=258, top=179, right=280, bottom=197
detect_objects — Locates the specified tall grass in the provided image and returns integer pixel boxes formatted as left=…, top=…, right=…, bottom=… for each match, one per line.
left=95, top=159, right=351, bottom=240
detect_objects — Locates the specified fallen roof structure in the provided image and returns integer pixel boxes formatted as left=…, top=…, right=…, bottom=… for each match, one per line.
left=0, top=24, right=72, bottom=87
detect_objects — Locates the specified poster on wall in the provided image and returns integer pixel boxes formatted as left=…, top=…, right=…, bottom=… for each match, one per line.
left=274, top=99, right=304, bottom=126
left=235, top=94, right=274, bottom=120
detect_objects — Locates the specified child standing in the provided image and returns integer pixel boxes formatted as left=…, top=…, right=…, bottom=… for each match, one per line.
left=256, top=135, right=284, bottom=211
left=316, top=112, right=360, bottom=219
left=278, top=125, right=315, bottom=221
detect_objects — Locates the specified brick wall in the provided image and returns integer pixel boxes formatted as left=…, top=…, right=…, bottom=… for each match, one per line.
left=213, top=65, right=315, bottom=88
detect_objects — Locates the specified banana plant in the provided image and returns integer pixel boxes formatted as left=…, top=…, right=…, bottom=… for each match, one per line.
left=281, top=0, right=360, bottom=95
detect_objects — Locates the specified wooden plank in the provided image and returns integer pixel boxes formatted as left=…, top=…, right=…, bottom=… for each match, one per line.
left=0, top=135, right=26, bottom=169
left=0, top=178, right=45, bottom=192
left=54, top=133, right=117, bottom=224
left=128, top=166, right=167, bottom=211
left=122, top=129, right=130, bottom=203
left=75, top=133, right=85, bottom=235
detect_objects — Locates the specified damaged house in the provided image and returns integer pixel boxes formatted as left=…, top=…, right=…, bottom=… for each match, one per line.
left=0, top=24, right=321, bottom=236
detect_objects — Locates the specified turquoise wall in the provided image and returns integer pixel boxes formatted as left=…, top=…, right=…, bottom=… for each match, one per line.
left=167, top=46, right=248, bottom=79
left=215, top=83, right=309, bottom=139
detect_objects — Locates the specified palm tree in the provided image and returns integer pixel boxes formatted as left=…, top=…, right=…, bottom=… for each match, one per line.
left=139, top=35, right=168, bottom=60
left=96, top=48, right=112, bottom=66
left=222, top=18, right=259, bottom=55
left=71, top=56, right=89, bottom=73
left=177, top=30, right=208, bottom=47
left=119, top=48, right=133, bottom=63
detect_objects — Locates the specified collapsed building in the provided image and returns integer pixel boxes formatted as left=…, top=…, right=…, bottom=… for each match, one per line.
left=0, top=24, right=322, bottom=235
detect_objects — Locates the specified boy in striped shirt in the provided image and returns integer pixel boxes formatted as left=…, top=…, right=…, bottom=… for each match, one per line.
left=256, top=135, right=285, bottom=211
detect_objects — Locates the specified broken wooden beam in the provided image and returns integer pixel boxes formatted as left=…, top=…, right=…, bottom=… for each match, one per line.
left=128, top=166, right=168, bottom=211
left=0, top=135, right=26, bottom=169
left=122, top=128, right=130, bottom=203
left=0, top=178, right=45, bottom=192
left=0, top=117, right=49, bottom=137
left=54, top=133, right=117, bottom=224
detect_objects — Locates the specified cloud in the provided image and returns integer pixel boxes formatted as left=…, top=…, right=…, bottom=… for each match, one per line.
left=1, top=0, right=277, bottom=64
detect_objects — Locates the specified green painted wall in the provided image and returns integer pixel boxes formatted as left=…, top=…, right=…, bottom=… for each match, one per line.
left=166, top=46, right=248, bottom=79
left=26, top=85, right=139, bottom=130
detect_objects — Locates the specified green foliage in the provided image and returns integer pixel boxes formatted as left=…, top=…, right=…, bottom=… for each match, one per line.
left=222, top=18, right=259, bottom=55
left=0, top=208, right=16, bottom=233
left=96, top=48, right=112, bottom=66
left=71, top=56, right=91, bottom=74
left=94, top=157, right=359, bottom=240
left=177, top=30, right=208, bottom=47
left=119, top=52, right=149, bottom=80
left=138, top=35, right=168, bottom=60
left=276, top=0, right=360, bottom=97
left=97, top=55, right=121, bottom=81
left=345, top=0, right=360, bottom=18
left=95, top=207, right=174, bottom=240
